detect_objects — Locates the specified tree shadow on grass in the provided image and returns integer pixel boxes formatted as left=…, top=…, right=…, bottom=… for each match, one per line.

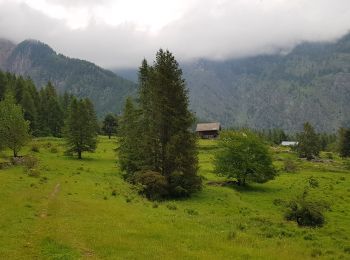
left=207, top=180, right=276, bottom=193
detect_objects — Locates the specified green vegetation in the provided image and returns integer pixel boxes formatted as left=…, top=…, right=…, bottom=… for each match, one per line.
left=0, top=94, right=30, bottom=157
left=0, top=137, right=350, bottom=259
left=101, top=114, right=118, bottom=139
left=119, top=50, right=201, bottom=199
left=214, top=131, right=276, bottom=185
left=338, top=127, right=350, bottom=158
left=0, top=39, right=136, bottom=116
left=183, top=33, right=350, bottom=132
left=296, top=122, right=321, bottom=160
left=64, top=98, right=99, bottom=159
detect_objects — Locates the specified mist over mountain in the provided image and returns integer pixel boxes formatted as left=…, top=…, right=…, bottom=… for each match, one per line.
left=1, top=34, right=350, bottom=132
left=0, top=39, right=136, bottom=116
left=115, top=33, right=350, bottom=132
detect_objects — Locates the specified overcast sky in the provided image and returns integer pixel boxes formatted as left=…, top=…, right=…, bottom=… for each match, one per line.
left=1, top=0, right=350, bottom=68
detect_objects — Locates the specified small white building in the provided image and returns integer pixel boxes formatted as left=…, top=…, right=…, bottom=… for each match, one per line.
left=281, top=141, right=298, bottom=146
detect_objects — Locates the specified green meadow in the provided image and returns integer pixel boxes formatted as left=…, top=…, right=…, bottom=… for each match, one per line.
left=0, top=137, right=349, bottom=259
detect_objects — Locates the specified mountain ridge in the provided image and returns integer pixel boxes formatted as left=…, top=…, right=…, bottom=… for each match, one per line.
left=0, top=39, right=137, bottom=116
left=114, top=33, right=350, bottom=132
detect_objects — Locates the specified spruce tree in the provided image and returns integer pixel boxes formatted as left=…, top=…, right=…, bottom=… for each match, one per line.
left=119, top=50, right=201, bottom=198
left=339, top=128, right=350, bottom=158
left=0, top=94, right=30, bottom=157
left=296, top=122, right=321, bottom=160
left=65, top=98, right=98, bottom=159
left=118, top=97, right=143, bottom=176
left=37, top=82, right=64, bottom=137
left=152, top=49, right=200, bottom=196
left=102, top=114, right=118, bottom=139
left=21, top=88, right=38, bottom=135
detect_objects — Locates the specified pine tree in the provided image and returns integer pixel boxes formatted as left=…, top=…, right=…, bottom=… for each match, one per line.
left=119, top=50, right=201, bottom=198
left=296, top=122, right=321, bottom=160
left=21, top=88, right=38, bottom=135
left=118, top=97, right=143, bottom=176
left=102, top=114, right=118, bottom=139
left=338, top=128, right=350, bottom=158
left=151, top=49, right=200, bottom=196
left=64, top=98, right=98, bottom=159
left=0, top=94, right=30, bottom=157
left=37, top=82, right=64, bottom=137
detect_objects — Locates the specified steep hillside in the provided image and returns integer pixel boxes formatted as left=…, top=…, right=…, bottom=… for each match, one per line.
left=0, top=39, right=136, bottom=116
left=115, top=34, right=350, bottom=132
left=182, top=33, right=350, bottom=132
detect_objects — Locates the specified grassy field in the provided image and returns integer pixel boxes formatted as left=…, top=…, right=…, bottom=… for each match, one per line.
left=0, top=137, right=349, bottom=259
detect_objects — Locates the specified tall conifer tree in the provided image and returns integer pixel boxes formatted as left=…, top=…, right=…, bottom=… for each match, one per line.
left=119, top=50, right=201, bottom=197
left=339, top=127, right=350, bottom=158
left=65, top=98, right=98, bottom=159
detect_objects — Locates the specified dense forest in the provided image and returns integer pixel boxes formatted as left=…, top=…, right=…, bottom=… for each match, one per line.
left=0, top=70, right=72, bottom=137
left=0, top=39, right=136, bottom=117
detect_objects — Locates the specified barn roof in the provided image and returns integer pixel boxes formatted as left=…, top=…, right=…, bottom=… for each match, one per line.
left=196, top=122, right=221, bottom=132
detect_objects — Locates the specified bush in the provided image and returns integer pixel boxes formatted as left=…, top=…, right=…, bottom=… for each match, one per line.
left=324, top=152, right=333, bottom=160
left=27, top=168, right=40, bottom=177
left=31, top=143, right=40, bottom=153
left=167, top=170, right=202, bottom=198
left=49, top=147, right=59, bottom=153
left=308, top=177, right=319, bottom=188
left=283, top=159, right=298, bottom=173
left=22, top=155, right=38, bottom=170
left=166, top=203, right=177, bottom=210
left=134, top=171, right=168, bottom=200
left=285, top=192, right=328, bottom=227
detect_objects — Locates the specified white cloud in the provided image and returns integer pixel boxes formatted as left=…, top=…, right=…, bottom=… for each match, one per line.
left=0, top=0, right=349, bottom=68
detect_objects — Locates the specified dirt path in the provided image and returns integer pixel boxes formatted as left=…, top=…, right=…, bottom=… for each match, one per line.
left=40, top=183, right=60, bottom=218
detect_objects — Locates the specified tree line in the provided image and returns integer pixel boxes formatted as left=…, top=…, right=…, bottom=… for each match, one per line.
left=0, top=70, right=114, bottom=159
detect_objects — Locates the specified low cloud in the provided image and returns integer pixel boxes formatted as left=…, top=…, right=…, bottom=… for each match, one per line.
left=0, top=0, right=350, bottom=68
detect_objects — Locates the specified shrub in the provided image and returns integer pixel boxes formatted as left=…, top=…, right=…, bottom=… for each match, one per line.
left=27, top=168, right=40, bottom=177
left=166, top=204, right=177, bottom=210
left=185, top=208, right=199, bottom=216
left=324, top=152, right=333, bottom=160
left=134, top=171, right=168, bottom=200
left=283, top=159, right=298, bottom=173
left=31, top=143, right=40, bottom=153
left=308, top=177, right=319, bottom=188
left=168, top=170, right=202, bottom=198
left=22, top=155, right=38, bottom=170
left=49, top=147, right=58, bottom=153
left=285, top=192, right=328, bottom=227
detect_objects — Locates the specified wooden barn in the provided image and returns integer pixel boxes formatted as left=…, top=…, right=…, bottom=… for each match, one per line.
left=196, top=122, right=221, bottom=139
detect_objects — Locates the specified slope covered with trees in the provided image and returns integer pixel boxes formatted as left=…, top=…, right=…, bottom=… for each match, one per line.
left=182, top=33, right=350, bottom=132
left=0, top=39, right=137, bottom=116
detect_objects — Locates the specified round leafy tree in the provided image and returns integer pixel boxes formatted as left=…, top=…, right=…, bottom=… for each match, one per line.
left=214, top=131, right=276, bottom=186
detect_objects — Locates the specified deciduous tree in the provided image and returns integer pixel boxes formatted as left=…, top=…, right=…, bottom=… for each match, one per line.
left=0, top=94, right=30, bottom=157
left=214, top=130, right=276, bottom=186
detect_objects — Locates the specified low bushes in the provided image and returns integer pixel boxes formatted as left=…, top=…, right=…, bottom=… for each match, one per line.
left=134, top=171, right=168, bottom=200
left=283, top=159, right=298, bottom=173
left=285, top=190, right=328, bottom=227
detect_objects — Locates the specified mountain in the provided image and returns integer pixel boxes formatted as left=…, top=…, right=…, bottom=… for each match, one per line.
left=2, top=35, right=350, bottom=132
left=0, top=39, right=136, bottom=116
left=182, top=35, right=350, bottom=132
left=115, top=34, right=350, bottom=132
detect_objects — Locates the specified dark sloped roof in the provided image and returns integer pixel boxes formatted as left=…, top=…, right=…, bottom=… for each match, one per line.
left=196, top=122, right=221, bottom=132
